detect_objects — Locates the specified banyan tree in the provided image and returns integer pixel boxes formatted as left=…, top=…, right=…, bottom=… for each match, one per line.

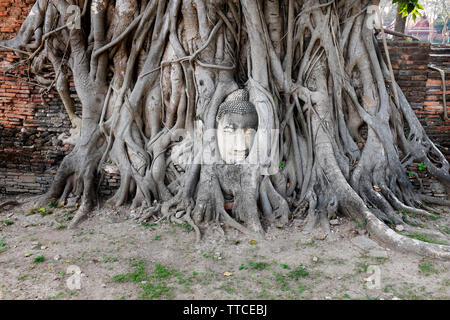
left=1, top=0, right=450, bottom=259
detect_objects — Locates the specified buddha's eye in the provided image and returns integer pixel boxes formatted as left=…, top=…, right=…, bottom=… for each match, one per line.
left=223, top=127, right=235, bottom=133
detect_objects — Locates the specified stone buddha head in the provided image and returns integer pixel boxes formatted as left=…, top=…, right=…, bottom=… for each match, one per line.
left=216, top=89, right=258, bottom=164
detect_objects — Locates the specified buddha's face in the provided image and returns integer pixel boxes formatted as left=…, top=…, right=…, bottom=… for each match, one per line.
left=217, top=113, right=258, bottom=164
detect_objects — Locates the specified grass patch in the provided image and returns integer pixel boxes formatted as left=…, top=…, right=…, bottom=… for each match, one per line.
left=418, top=260, right=439, bottom=276
left=354, top=262, right=369, bottom=274
left=274, top=265, right=309, bottom=291
left=33, top=255, right=45, bottom=263
left=113, top=260, right=147, bottom=283
left=112, top=260, right=177, bottom=299
left=140, top=221, right=157, bottom=229
left=103, top=256, right=118, bottom=263
left=439, top=225, right=450, bottom=235
left=288, top=266, right=309, bottom=280
left=2, top=220, right=14, bottom=226
left=172, top=222, right=193, bottom=232
left=329, top=257, right=346, bottom=265
left=249, top=261, right=269, bottom=271
left=406, top=233, right=448, bottom=245
left=0, top=239, right=7, bottom=253
left=64, top=212, right=72, bottom=221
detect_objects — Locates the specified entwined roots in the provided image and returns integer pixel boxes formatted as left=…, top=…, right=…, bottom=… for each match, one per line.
left=1, top=0, right=449, bottom=259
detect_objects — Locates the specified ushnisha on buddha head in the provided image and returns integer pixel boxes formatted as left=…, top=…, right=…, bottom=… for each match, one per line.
left=216, top=89, right=258, bottom=164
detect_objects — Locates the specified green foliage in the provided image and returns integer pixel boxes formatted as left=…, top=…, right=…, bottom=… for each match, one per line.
left=274, top=264, right=309, bottom=291
left=354, top=262, right=370, bottom=274
left=112, top=260, right=176, bottom=299
left=239, top=264, right=248, bottom=270
left=249, top=261, right=269, bottom=271
left=407, top=233, right=448, bottom=245
left=418, top=260, right=439, bottom=276
left=393, top=0, right=424, bottom=22
left=439, top=225, right=450, bottom=235
left=417, top=162, right=427, bottom=172
left=46, top=201, right=58, bottom=208
left=0, top=239, right=7, bottom=253
left=2, top=220, right=14, bottom=226
left=113, top=260, right=147, bottom=283
left=33, top=255, right=45, bottom=263
left=140, top=221, right=157, bottom=229
left=288, top=265, right=309, bottom=280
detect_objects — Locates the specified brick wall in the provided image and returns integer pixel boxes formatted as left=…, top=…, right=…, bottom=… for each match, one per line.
left=384, top=41, right=431, bottom=110
left=421, top=45, right=450, bottom=159
left=381, top=41, right=450, bottom=159
left=381, top=41, right=450, bottom=196
left=0, top=0, right=120, bottom=195
left=0, top=0, right=32, bottom=40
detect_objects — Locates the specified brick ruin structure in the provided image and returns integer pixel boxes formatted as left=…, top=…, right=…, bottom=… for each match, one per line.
left=0, top=1, right=449, bottom=198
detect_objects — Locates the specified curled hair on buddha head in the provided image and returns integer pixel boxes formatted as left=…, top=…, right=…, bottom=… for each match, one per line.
left=216, top=89, right=258, bottom=123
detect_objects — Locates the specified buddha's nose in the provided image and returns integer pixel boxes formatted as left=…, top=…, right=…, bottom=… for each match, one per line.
left=234, top=129, right=246, bottom=151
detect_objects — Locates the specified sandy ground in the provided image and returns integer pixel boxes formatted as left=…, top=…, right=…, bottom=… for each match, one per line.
left=0, top=194, right=449, bottom=300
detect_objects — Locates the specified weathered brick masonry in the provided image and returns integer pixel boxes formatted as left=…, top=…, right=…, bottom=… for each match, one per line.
left=382, top=41, right=450, bottom=160
left=379, top=41, right=449, bottom=196
left=0, top=0, right=120, bottom=195
left=0, top=2, right=448, bottom=197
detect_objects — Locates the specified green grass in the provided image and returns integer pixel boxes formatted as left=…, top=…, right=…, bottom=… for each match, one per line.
left=140, top=222, right=157, bottom=229
left=172, top=222, right=193, bottom=232
left=418, top=260, right=439, bottom=276
left=354, top=262, right=370, bottom=274
left=56, top=224, right=66, bottom=230
left=33, top=255, right=45, bottom=263
left=417, top=162, right=427, bottom=172
left=112, top=260, right=177, bottom=299
left=103, top=256, right=118, bottom=263
left=0, top=239, right=7, bottom=253
left=288, top=266, right=309, bottom=280
left=2, top=220, right=14, bottom=226
left=45, top=292, right=64, bottom=300
left=249, top=261, right=269, bottom=271
left=274, top=265, right=309, bottom=291
left=406, top=233, right=448, bottom=245
left=329, top=257, right=346, bottom=265
left=113, top=260, right=147, bottom=283
left=439, top=225, right=450, bottom=235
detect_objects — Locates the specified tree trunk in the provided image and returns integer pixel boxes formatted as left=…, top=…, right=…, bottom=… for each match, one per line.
left=394, top=11, right=407, bottom=37
left=1, top=0, right=450, bottom=259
